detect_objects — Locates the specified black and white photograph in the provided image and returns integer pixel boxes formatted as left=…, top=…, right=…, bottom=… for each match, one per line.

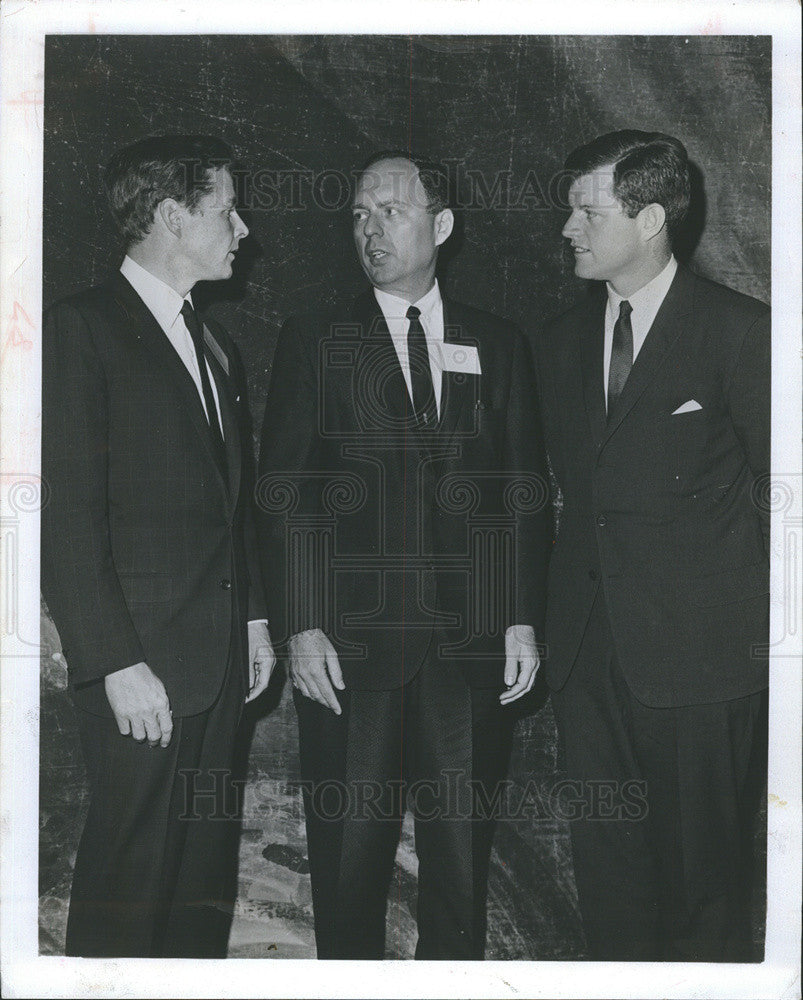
left=1, top=2, right=800, bottom=998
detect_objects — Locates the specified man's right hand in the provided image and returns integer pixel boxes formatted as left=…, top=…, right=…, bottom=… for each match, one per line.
left=104, top=661, right=173, bottom=748
left=287, top=629, right=345, bottom=715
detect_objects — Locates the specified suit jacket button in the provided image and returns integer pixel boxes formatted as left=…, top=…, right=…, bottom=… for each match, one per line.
left=220, top=578, right=232, bottom=590
left=596, top=514, right=607, bottom=527
left=588, top=569, right=598, bottom=581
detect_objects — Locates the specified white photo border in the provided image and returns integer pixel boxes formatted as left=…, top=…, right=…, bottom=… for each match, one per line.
left=1, top=1, right=800, bottom=998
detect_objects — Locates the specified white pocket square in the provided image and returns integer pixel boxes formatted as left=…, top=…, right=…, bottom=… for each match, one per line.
left=671, top=399, right=702, bottom=415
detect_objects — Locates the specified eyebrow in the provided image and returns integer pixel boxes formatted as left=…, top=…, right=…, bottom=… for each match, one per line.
left=352, top=198, right=403, bottom=210
left=572, top=199, right=612, bottom=210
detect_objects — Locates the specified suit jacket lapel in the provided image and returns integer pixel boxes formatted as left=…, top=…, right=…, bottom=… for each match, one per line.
left=110, top=272, right=231, bottom=498
left=352, top=289, right=417, bottom=433
left=203, top=324, right=241, bottom=511
left=602, top=265, right=694, bottom=443
left=438, top=297, right=476, bottom=447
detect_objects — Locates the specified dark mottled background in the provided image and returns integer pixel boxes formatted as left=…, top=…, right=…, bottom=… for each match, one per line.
left=40, top=34, right=770, bottom=958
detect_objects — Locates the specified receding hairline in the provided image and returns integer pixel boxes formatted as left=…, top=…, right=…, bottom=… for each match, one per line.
left=355, top=155, right=422, bottom=187
left=353, top=157, right=437, bottom=210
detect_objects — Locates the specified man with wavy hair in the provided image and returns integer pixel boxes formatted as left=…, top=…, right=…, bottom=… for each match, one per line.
left=42, top=135, right=275, bottom=957
left=536, top=130, right=769, bottom=960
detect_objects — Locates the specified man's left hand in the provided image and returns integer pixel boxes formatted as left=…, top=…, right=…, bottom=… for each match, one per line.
left=246, top=621, right=276, bottom=703
left=500, top=624, right=539, bottom=705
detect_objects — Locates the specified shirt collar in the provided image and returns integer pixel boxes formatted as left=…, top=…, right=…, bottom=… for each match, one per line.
left=606, top=255, right=678, bottom=315
left=120, top=255, right=193, bottom=332
left=373, top=279, right=442, bottom=320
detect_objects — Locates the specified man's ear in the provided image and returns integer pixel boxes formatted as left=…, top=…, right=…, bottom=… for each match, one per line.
left=433, top=208, right=454, bottom=247
left=156, top=198, right=184, bottom=238
left=638, top=202, right=667, bottom=243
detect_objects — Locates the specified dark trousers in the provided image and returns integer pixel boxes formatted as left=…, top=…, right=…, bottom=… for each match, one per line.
left=65, top=654, right=244, bottom=958
left=550, top=590, right=766, bottom=961
left=294, top=650, right=514, bottom=960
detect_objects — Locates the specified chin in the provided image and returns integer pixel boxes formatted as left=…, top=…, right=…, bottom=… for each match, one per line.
left=575, top=262, right=601, bottom=282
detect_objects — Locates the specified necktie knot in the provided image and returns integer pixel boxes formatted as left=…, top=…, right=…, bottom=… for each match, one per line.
left=181, top=300, right=200, bottom=337
left=618, top=299, right=632, bottom=320
left=406, top=305, right=421, bottom=322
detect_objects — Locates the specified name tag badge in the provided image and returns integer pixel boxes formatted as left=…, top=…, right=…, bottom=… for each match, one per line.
left=438, top=342, right=481, bottom=376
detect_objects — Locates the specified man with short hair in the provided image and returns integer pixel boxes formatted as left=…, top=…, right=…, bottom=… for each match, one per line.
left=41, top=135, right=275, bottom=957
left=257, top=152, right=551, bottom=959
left=535, top=130, right=769, bottom=960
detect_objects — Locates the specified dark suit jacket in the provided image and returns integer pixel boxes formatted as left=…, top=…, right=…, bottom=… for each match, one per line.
left=41, top=272, right=267, bottom=717
left=535, top=264, right=770, bottom=708
left=257, top=288, right=551, bottom=690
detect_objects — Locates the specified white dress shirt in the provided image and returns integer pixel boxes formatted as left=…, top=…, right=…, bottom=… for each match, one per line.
left=373, top=280, right=445, bottom=418
left=604, top=255, right=678, bottom=409
left=120, top=255, right=224, bottom=435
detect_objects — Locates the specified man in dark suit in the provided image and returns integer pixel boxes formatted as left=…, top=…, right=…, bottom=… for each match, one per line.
left=41, top=135, right=275, bottom=957
left=535, top=131, right=769, bottom=961
left=257, top=152, right=551, bottom=959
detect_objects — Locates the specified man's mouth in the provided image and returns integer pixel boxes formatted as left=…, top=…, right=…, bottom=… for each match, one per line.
left=572, top=246, right=590, bottom=255
left=366, top=249, right=388, bottom=264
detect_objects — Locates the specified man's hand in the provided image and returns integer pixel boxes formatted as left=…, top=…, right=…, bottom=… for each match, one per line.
left=104, top=661, right=173, bottom=747
left=288, top=628, right=345, bottom=715
left=499, top=624, right=539, bottom=705
left=246, top=621, right=277, bottom=703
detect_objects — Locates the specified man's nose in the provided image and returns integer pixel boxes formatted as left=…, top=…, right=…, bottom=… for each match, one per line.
left=362, top=212, right=382, bottom=238
left=562, top=210, right=581, bottom=239
left=233, top=211, right=249, bottom=240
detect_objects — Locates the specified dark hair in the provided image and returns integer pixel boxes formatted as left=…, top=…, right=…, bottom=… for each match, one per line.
left=357, top=150, right=452, bottom=214
left=104, top=135, right=235, bottom=247
left=564, top=130, right=690, bottom=244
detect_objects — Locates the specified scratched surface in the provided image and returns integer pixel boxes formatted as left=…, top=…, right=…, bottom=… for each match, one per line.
left=41, top=34, right=770, bottom=957
left=43, top=34, right=771, bottom=421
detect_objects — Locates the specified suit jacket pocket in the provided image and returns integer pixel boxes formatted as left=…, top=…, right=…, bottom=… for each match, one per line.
left=659, top=408, right=720, bottom=495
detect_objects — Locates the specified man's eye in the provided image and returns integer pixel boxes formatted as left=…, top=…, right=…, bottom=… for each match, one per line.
left=384, top=207, right=398, bottom=217
left=352, top=212, right=366, bottom=223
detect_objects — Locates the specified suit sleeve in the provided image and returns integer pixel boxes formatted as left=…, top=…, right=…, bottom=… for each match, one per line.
left=40, top=302, right=146, bottom=683
left=530, top=326, right=566, bottom=503
left=256, top=315, right=323, bottom=644
left=726, top=306, right=771, bottom=554
left=504, top=329, right=554, bottom=640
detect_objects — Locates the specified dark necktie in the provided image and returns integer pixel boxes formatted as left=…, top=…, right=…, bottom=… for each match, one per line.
left=180, top=300, right=228, bottom=482
left=406, top=305, right=437, bottom=428
left=607, top=299, right=633, bottom=415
